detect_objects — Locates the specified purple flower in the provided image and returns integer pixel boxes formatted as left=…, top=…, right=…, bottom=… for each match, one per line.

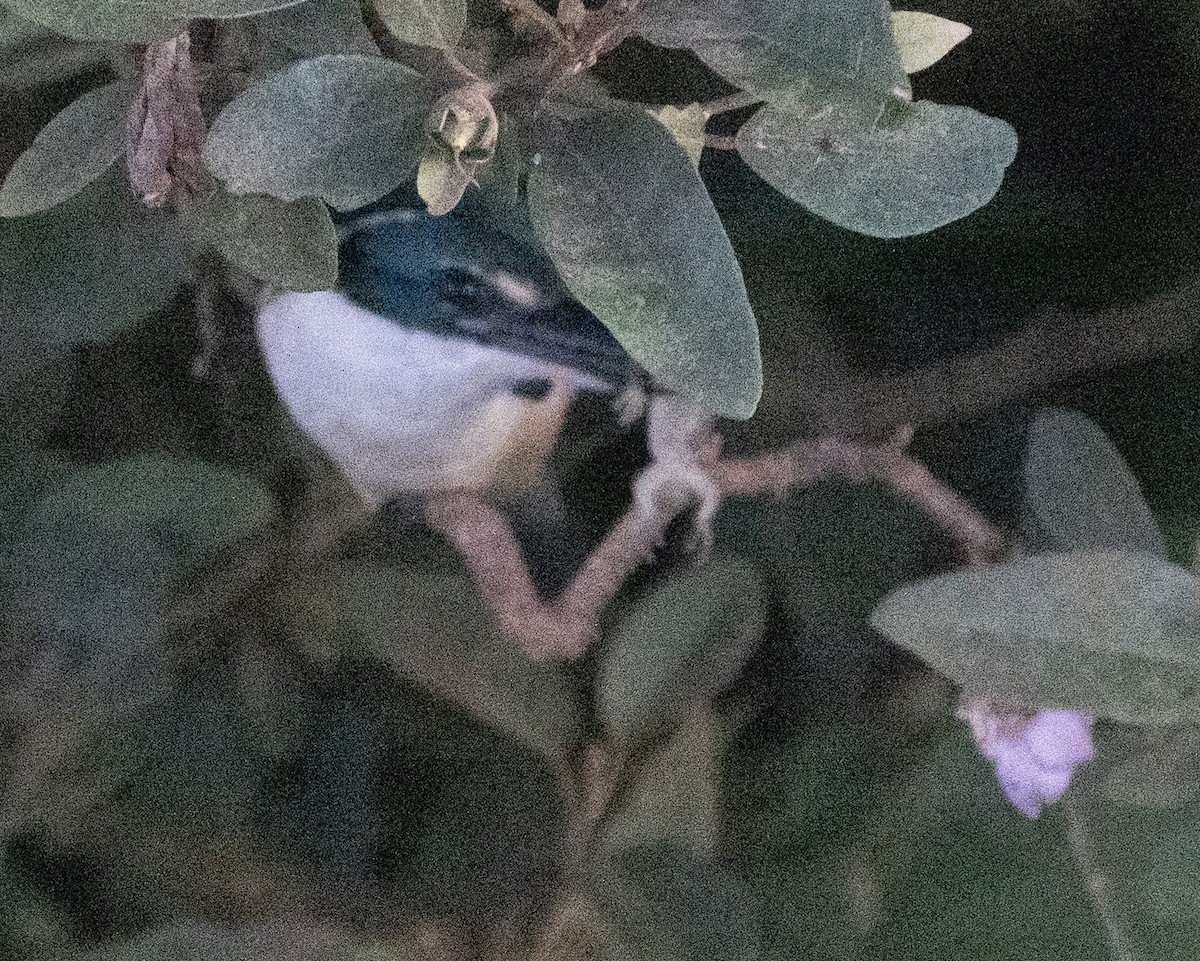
left=958, top=701, right=1095, bottom=818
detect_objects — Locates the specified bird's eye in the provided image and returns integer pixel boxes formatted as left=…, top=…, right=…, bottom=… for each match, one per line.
left=434, top=266, right=490, bottom=310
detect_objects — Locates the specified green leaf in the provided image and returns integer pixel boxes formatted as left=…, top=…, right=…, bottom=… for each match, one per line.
left=595, top=846, right=762, bottom=961
left=527, top=108, right=761, bottom=418
left=374, top=0, right=467, bottom=51
left=598, top=554, right=764, bottom=743
left=3, top=0, right=305, bottom=42
left=647, top=104, right=706, bottom=170
left=86, top=922, right=425, bottom=961
left=871, top=549, right=1200, bottom=725
left=857, top=730, right=1102, bottom=961
left=0, top=168, right=186, bottom=355
left=737, top=93, right=1018, bottom=239
left=1092, top=723, right=1200, bottom=808
left=0, top=6, right=44, bottom=45
left=184, top=189, right=338, bottom=291
left=203, top=54, right=432, bottom=211
left=3, top=457, right=271, bottom=689
left=252, top=0, right=380, bottom=57
left=891, top=10, right=971, bottom=74
left=0, top=81, right=130, bottom=217
left=31, top=455, right=275, bottom=561
left=282, top=561, right=582, bottom=766
left=0, top=359, right=72, bottom=538
left=637, top=0, right=906, bottom=99
left=1089, top=797, right=1200, bottom=954
left=1024, top=407, right=1167, bottom=557
left=4, top=528, right=172, bottom=675
left=602, top=709, right=723, bottom=858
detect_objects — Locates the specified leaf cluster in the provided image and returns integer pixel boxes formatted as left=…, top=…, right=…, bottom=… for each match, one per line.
left=0, top=0, right=1015, bottom=417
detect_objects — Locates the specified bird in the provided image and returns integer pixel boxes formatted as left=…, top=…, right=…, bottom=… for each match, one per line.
left=255, top=191, right=642, bottom=512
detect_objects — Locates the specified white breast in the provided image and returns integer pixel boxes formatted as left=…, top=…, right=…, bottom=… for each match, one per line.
left=257, top=291, right=597, bottom=504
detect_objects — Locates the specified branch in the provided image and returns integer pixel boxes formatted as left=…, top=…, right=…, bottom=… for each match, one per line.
left=498, top=0, right=645, bottom=85
left=424, top=489, right=672, bottom=659
left=771, top=280, right=1200, bottom=438
left=429, top=428, right=1003, bottom=660
left=497, top=0, right=570, bottom=45
left=713, top=430, right=1005, bottom=564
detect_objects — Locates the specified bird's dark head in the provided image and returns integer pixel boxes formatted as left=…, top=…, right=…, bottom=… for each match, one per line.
left=336, top=193, right=636, bottom=388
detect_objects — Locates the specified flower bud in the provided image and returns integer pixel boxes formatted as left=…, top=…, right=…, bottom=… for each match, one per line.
left=418, top=86, right=499, bottom=216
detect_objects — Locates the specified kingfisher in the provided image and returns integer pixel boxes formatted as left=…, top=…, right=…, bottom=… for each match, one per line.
left=255, top=192, right=643, bottom=511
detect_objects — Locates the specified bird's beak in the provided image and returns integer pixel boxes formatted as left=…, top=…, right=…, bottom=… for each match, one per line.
left=461, top=297, right=636, bottom=389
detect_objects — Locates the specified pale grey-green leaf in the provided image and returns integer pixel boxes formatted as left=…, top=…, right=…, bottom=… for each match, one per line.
left=891, top=10, right=971, bottom=74
left=1092, top=723, right=1200, bottom=808
left=527, top=109, right=761, bottom=418
left=3, top=0, right=304, bottom=42
left=871, top=549, right=1200, bottom=725
left=637, top=0, right=906, bottom=99
left=0, top=5, right=45, bottom=44
left=253, top=0, right=379, bottom=57
left=3, top=455, right=272, bottom=682
left=0, top=81, right=131, bottom=218
left=374, top=0, right=466, bottom=51
left=185, top=189, right=338, bottom=291
left=203, top=54, right=431, bottom=210
left=0, top=168, right=186, bottom=351
left=598, top=554, right=764, bottom=741
left=738, top=93, right=1017, bottom=238
left=1025, top=407, right=1167, bottom=557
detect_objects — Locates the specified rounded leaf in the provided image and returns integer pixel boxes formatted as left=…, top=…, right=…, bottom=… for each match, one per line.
left=0, top=81, right=132, bottom=218
left=598, top=553, right=765, bottom=742
left=252, top=0, right=380, bottom=57
left=871, top=549, right=1200, bottom=725
left=374, top=0, right=466, bottom=51
left=595, top=845, right=763, bottom=961
left=416, top=147, right=472, bottom=216
left=528, top=108, right=761, bottom=418
left=31, top=455, right=275, bottom=559
left=0, top=169, right=186, bottom=352
left=4, top=0, right=305, bottom=41
left=1024, top=407, right=1167, bottom=557
left=203, top=54, right=432, bottom=211
left=184, top=189, right=338, bottom=291
left=737, top=93, right=1017, bottom=239
left=648, top=104, right=706, bottom=170
left=638, top=0, right=906, bottom=99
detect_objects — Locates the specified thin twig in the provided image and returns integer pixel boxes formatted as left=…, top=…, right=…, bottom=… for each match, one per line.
left=1063, top=794, right=1137, bottom=961
left=713, top=431, right=1004, bottom=564
left=429, top=429, right=1002, bottom=659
